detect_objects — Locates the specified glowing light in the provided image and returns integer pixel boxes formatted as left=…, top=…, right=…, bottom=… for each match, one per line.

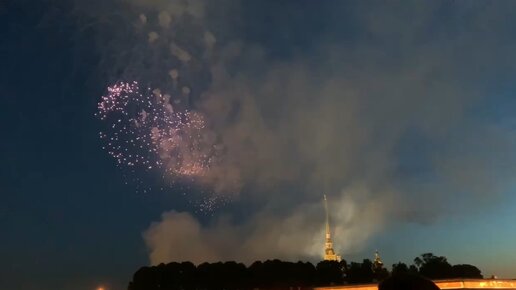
left=313, top=279, right=516, bottom=290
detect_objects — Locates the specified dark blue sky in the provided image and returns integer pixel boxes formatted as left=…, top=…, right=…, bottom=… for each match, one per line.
left=1, top=1, right=190, bottom=288
left=2, top=1, right=516, bottom=290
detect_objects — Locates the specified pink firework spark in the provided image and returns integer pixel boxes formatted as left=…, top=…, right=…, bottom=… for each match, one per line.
left=96, top=81, right=213, bottom=180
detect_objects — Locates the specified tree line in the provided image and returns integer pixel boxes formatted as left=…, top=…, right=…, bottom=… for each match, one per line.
left=128, top=253, right=482, bottom=290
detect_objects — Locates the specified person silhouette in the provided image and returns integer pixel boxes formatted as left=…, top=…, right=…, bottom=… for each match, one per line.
left=378, top=273, right=440, bottom=290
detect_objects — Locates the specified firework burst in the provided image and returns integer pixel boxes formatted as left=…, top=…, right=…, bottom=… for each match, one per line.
left=96, top=81, right=215, bottom=186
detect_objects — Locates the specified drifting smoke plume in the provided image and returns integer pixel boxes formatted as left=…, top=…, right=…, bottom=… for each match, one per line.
left=82, top=0, right=516, bottom=264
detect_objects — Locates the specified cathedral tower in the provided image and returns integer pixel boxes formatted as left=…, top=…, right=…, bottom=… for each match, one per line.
left=323, top=194, right=341, bottom=261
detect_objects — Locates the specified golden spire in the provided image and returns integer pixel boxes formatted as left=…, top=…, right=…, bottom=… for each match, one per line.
left=324, top=195, right=331, bottom=240
left=374, top=250, right=384, bottom=268
left=323, top=194, right=341, bottom=261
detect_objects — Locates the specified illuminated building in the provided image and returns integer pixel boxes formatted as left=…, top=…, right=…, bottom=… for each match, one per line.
left=323, top=194, right=341, bottom=262
left=373, top=250, right=384, bottom=270
left=314, top=279, right=516, bottom=290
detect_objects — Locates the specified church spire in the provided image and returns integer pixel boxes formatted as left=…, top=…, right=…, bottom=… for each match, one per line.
left=324, top=195, right=331, bottom=241
left=323, top=194, right=341, bottom=261
left=374, top=250, right=384, bottom=269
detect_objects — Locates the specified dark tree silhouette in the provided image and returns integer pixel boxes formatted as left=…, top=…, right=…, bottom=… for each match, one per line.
left=373, top=262, right=389, bottom=281
left=248, top=259, right=317, bottom=289
left=392, top=262, right=409, bottom=275
left=346, top=260, right=375, bottom=284
left=408, top=264, right=419, bottom=274
left=130, top=266, right=159, bottom=290
left=196, top=261, right=249, bottom=290
left=415, top=253, right=453, bottom=279
left=361, top=259, right=376, bottom=282
left=127, top=255, right=483, bottom=290
left=451, top=264, right=483, bottom=279
left=294, top=261, right=317, bottom=286
left=391, top=262, right=418, bottom=276
left=339, top=260, right=349, bottom=282
left=316, top=260, right=344, bottom=286
left=347, top=262, right=362, bottom=284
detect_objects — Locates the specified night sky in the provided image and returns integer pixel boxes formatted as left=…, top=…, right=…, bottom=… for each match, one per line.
left=2, top=1, right=516, bottom=290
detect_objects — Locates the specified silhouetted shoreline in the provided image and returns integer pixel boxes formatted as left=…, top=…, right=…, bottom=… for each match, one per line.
left=128, top=253, right=483, bottom=290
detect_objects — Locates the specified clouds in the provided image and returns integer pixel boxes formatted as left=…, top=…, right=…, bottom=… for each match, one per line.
left=83, top=0, right=516, bottom=264
left=144, top=211, right=223, bottom=264
left=144, top=192, right=386, bottom=265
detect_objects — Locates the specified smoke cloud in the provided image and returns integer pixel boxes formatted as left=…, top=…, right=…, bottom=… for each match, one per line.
left=80, top=0, right=516, bottom=264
